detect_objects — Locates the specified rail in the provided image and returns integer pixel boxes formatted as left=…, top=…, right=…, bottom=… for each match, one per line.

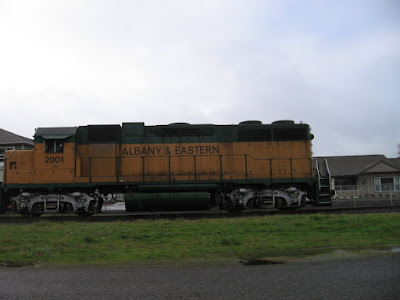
left=1, top=204, right=399, bottom=223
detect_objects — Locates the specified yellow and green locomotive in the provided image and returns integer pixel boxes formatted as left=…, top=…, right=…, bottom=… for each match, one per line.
left=0, top=120, right=333, bottom=215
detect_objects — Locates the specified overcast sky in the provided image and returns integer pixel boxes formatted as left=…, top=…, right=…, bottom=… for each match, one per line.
left=1, top=0, right=399, bottom=157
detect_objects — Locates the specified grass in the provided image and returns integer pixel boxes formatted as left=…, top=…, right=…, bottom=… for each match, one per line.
left=0, top=213, right=399, bottom=266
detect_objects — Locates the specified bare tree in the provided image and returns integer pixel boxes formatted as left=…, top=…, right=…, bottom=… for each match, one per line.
left=398, top=143, right=400, bottom=158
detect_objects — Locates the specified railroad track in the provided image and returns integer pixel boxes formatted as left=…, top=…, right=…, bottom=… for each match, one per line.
left=1, top=205, right=399, bottom=223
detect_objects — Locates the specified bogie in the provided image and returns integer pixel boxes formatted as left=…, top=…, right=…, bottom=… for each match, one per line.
left=10, top=191, right=103, bottom=216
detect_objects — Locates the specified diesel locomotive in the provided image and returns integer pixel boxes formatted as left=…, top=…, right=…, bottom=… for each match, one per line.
left=0, top=120, right=333, bottom=216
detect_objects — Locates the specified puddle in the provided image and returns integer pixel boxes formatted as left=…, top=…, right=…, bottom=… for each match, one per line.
left=0, top=261, right=35, bottom=268
left=240, top=259, right=284, bottom=266
left=297, top=247, right=400, bottom=263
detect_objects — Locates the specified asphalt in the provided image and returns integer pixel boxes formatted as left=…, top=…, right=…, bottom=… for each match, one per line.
left=1, top=253, right=399, bottom=300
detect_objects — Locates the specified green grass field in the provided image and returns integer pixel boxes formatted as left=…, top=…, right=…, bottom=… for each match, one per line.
left=0, top=213, right=399, bottom=266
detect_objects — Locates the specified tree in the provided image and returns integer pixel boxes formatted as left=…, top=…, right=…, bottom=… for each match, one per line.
left=398, top=143, right=400, bottom=158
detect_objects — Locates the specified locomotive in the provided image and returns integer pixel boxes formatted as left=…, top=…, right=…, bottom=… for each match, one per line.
left=0, top=120, right=333, bottom=216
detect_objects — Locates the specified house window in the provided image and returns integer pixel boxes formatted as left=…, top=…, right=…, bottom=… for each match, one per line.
left=0, top=146, right=15, bottom=162
left=374, top=177, right=400, bottom=192
left=45, top=140, right=64, bottom=153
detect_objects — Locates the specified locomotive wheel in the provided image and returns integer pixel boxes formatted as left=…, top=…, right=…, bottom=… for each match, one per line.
left=223, top=197, right=235, bottom=212
left=301, top=195, right=307, bottom=207
left=275, top=197, right=287, bottom=210
left=75, top=200, right=99, bottom=216
left=32, top=202, right=44, bottom=216
left=224, top=198, right=247, bottom=212
left=11, top=201, right=18, bottom=213
left=88, top=200, right=102, bottom=214
left=245, top=198, right=260, bottom=209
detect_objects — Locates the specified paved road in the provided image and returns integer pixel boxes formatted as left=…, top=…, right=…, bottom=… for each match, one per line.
left=1, top=254, right=399, bottom=300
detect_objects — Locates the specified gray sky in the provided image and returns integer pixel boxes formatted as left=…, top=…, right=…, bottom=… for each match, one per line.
left=1, top=0, right=399, bottom=157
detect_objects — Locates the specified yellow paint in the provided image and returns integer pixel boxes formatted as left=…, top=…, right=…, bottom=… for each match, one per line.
left=4, top=150, right=34, bottom=184
left=5, top=140, right=313, bottom=185
left=118, top=141, right=312, bottom=182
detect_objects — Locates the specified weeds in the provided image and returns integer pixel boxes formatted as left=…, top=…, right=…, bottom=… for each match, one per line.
left=0, top=213, right=398, bottom=266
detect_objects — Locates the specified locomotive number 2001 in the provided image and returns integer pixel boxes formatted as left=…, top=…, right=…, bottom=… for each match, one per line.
left=45, top=156, right=64, bottom=164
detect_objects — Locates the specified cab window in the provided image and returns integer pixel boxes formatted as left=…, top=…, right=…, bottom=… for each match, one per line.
left=45, top=139, right=64, bottom=153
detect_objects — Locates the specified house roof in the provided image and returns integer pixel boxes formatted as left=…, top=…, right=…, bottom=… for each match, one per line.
left=314, top=155, right=395, bottom=177
left=0, top=129, right=33, bottom=146
left=388, top=158, right=400, bottom=169
left=362, top=159, right=400, bottom=174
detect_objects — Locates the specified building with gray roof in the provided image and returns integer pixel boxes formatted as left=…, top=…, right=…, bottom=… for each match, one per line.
left=0, top=129, right=34, bottom=178
left=0, top=129, right=34, bottom=147
left=316, top=155, right=400, bottom=200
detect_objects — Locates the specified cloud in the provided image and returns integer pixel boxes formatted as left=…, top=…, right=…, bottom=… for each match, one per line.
left=0, top=0, right=399, bottom=157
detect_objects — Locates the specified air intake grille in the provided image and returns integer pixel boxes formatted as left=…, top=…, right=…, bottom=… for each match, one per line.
left=88, top=125, right=121, bottom=143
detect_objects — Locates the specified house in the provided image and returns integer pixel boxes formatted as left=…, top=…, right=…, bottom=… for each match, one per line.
left=315, top=155, right=400, bottom=200
left=0, top=128, right=34, bottom=160
left=0, top=129, right=34, bottom=180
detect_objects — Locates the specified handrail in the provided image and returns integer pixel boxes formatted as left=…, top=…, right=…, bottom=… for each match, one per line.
left=324, top=159, right=332, bottom=189
left=315, top=160, right=321, bottom=190
left=74, top=153, right=312, bottom=161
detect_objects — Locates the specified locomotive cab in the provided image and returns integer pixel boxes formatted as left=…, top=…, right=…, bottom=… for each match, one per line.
left=4, top=127, right=78, bottom=185
left=32, top=127, right=77, bottom=183
left=5, top=127, right=104, bottom=216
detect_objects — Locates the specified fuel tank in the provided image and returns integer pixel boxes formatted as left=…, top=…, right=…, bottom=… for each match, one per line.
left=125, top=192, right=210, bottom=211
